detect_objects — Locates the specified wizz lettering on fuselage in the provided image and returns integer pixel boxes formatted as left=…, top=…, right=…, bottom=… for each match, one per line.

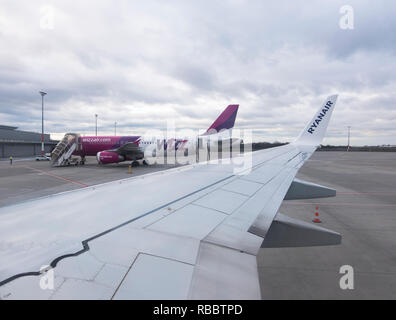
left=307, top=100, right=333, bottom=134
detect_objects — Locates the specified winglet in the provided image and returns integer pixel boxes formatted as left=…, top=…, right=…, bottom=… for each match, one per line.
left=295, top=95, right=338, bottom=146
left=202, top=104, right=239, bottom=136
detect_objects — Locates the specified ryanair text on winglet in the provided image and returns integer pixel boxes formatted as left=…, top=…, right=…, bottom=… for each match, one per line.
left=307, top=100, right=333, bottom=134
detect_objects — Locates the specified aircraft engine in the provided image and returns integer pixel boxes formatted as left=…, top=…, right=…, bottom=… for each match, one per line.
left=96, top=151, right=125, bottom=164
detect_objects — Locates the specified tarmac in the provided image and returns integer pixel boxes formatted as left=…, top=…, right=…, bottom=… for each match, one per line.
left=0, top=157, right=180, bottom=208
left=258, top=151, right=396, bottom=299
left=0, top=151, right=395, bottom=299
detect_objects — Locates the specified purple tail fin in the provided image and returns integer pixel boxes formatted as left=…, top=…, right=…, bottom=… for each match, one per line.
left=202, top=104, right=239, bottom=135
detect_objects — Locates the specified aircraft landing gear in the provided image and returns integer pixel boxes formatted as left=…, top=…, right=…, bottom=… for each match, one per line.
left=131, top=160, right=140, bottom=167
left=142, top=160, right=149, bottom=166
left=80, top=157, right=86, bottom=165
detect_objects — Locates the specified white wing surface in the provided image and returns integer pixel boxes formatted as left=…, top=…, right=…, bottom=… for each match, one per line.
left=0, top=95, right=339, bottom=300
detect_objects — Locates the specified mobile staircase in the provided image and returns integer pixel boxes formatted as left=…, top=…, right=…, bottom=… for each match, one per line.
left=51, top=133, right=82, bottom=167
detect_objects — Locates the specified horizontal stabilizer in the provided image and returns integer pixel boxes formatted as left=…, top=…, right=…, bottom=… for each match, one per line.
left=284, top=178, right=336, bottom=200
left=249, top=213, right=341, bottom=248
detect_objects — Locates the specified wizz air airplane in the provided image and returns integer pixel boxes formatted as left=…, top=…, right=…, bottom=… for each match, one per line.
left=0, top=95, right=340, bottom=299
left=51, top=105, right=240, bottom=166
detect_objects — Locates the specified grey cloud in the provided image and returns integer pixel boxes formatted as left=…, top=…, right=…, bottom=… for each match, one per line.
left=0, top=0, right=395, bottom=145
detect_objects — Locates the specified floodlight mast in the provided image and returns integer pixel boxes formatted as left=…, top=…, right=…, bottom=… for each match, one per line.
left=95, top=114, right=98, bottom=136
left=39, top=91, right=47, bottom=156
left=347, top=126, right=351, bottom=151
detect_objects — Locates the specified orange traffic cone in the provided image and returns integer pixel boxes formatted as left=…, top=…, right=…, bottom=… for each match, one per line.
left=312, top=205, right=322, bottom=223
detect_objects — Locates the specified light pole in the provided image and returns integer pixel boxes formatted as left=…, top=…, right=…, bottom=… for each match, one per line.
left=95, top=114, right=98, bottom=136
left=115, top=121, right=117, bottom=136
left=39, top=91, right=47, bottom=156
left=347, top=126, right=351, bottom=151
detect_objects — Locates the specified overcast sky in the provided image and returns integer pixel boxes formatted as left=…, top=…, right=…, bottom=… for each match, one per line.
left=0, top=0, right=395, bottom=145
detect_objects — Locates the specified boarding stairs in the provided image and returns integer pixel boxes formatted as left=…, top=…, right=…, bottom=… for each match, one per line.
left=51, top=133, right=81, bottom=167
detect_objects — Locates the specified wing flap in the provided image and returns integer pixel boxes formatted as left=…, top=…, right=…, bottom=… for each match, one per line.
left=188, top=242, right=261, bottom=300
left=114, top=254, right=194, bottom=300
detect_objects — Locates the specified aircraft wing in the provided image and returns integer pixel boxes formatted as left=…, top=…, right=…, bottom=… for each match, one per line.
left=0, top=95, right=339, bottom=300
left=109, top=142, right=144, bottom=157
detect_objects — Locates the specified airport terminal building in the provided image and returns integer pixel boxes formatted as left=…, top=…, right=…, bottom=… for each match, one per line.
left=0, top=125, right=58, bottom=158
